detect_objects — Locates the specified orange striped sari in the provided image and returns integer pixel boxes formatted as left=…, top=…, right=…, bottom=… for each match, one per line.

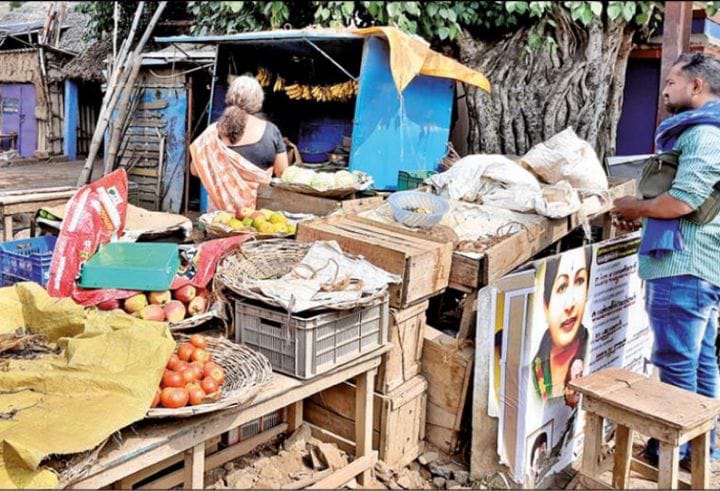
left=189, top=123, right=272, bottom=213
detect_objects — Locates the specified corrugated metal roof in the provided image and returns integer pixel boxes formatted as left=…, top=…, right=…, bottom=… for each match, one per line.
left=155, top=29, right=363, bottom=44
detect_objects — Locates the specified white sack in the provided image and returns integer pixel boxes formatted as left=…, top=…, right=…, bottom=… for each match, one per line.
left=520, top=127, right=608, bottom=192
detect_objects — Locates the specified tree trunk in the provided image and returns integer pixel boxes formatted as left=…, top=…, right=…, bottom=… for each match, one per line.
left=458, top=6, right=635, bottom=162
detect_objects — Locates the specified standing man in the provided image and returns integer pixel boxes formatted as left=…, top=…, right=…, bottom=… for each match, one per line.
left=614, top=52, right=720, bottom=465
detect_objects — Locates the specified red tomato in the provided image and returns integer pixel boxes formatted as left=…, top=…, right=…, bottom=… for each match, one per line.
left=162, top=369, right=185, bottom=388
left=166, top=353, right=179, bottom=370
left=201, top=376, right=219, bottom=395
left=180, top=367, right=196, bottom=385
left=190, top=334, right=207, bottom=350
left=177, top=343, right=195, bottom=362
left=188, top=387, right=206, bottom=406
left=185, top=382, right=202, bottom=392
left=151, top=387, right=161, bottom=408
left=191, top=348, right=211, bottom=363
left=173, top=360, right=188, bottom=372
left=160, top=387, right=189, bottom=408
left=204, top=364, right=225, bottom=385
left=189, top=363, right=204, bottom=381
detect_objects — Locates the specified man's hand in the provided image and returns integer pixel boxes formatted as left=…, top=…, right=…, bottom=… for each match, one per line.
left=613, top=196, right=643, bottom=220
left=612, top=215, right=642, bottom=232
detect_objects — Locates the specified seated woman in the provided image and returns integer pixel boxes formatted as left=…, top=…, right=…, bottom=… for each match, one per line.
left=189, top=105, right=272, bottom=213
left=224, top=75, right=288, bottom=178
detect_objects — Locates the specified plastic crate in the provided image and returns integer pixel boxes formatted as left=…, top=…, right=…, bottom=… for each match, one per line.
left=234, top=295, right=389, bottom=379
left=0, top=236, right=56, bottom=287
left=397, top=170, right=437, bottom=191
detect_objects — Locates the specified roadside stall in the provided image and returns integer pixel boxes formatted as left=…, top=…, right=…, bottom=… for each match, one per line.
left=0, top=26, right=643, bottom=491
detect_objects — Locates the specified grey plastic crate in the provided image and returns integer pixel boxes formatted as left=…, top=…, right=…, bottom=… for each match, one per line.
left=234, top=295, right=389, bottom=379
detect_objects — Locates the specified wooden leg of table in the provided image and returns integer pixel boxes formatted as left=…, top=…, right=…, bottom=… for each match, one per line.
left=3, top=214, right=12, bottom=241
left=690, top=432, right=710, bottom=490
left=184, top=442, right=205, bottom=490
left=582, top=413, right=604, bottom=479
left=287, top=400, right=303, bottom=434
left=658, top=442, right=679, bottom=490
left=355, top=369, right=376, bottom=486
left=612, top=424, right=633, bottom=489
left=458, top=290, right=478, bottom=340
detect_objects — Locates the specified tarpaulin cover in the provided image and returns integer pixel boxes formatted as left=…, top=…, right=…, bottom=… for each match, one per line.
left=0, top=283, right=175, bottom=489
left=352, top=26, right=491, bottom=94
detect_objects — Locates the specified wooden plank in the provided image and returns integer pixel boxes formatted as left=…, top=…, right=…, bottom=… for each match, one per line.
left=281, top=469, right=333, bottom=489
left=658, top=442, right=679, bottom=490
left=612, top=424, right=633, bottom=489
left=71, top=350, right=387, bottom=489
left=306, top=422, right=356, bottom=456
left=183, top=443, right=204, bottom=489
left=142, top=424, right=287, bottom=490
left=422, top=326, right=473, bottom=434
left=573, top=472, right=613, bottom=490
left=376, top=302, right=427, bottom=394
left=3, top=214, right=12, bottom=241
left=256, top=184, right=384, bottom=216
left=355, top=369, right=375, bottom=485
left=581, top=413, right=603, bottom=478
left=458, top=290, right=478, bottom=340
left=0, top=190, right=77, bottom=206
left=4, top=198, right=73, bottom=216
left=287, top=401, right=303, bottom=433
left=307, top=452, right=378, bottom=489
left=128, top=167, right=159, bottom=178
left=658, top=1, right=692, bottom=123
left=630, top=458, right=691, bottom=489
left=116, top=436, right=220, bottom=489
left=690, top=431, right=710, bottom=490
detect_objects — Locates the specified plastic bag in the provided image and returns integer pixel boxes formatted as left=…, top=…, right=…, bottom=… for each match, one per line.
left=521, top=127, right=608, bottom=192
left=47, top=169, right=128, bottom=301
left=533, top=181, right=582, bottom=219
left=427, top=154, right=541, bottom=212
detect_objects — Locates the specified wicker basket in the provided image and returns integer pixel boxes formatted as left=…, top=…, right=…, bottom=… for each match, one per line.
left=146, top=334, right=273, bottom=418
left=199, top=211, right=295, bottom=240
left=215, top=239, right=388, bottom=311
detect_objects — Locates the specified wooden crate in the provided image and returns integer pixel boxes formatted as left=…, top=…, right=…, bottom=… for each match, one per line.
left=256, top=184, right=385, bottom=216
left=422, top=325, right=474, bottom=455
left=296, top=215, right=453, bottom=308
left=448, top=176, right=637, bottom=291
left=375, top=301, right=428, bottom=394
left=304, top=375, right=427, bottom=470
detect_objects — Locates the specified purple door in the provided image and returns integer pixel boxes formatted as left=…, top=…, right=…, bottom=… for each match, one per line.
left=1, top=83, right=36, bottom=157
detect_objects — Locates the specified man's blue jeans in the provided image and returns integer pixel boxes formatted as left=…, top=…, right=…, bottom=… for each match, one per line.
left=644, top=274, right=720, bottom=462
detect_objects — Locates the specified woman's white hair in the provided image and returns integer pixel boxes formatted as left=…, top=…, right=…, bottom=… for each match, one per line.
left=226, top=74, right=264, bottom=113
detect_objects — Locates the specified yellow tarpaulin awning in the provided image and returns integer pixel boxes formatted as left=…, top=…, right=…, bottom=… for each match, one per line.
left=352, top=26, right=491, bottom=94
left=0, top=283, right=175, bottom=489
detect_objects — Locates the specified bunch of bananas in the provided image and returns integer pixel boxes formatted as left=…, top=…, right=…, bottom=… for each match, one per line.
left=254, top=66, right=359, bottom=102
left=255, top=67, right=272, bottom=88
left=284, top=80, right=359, bottom=102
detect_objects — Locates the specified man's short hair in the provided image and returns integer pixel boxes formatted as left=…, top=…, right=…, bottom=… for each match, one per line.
left=674, top=52, right=720, bottom=95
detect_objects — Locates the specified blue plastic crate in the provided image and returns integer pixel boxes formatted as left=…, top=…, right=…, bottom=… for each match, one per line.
left=0, top=236, right=57, bottom=287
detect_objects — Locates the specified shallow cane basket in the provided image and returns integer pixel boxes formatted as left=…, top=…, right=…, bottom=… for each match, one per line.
left=146, top=333, right=273, bottom=418
left=215, top=239, right=388, bottom=311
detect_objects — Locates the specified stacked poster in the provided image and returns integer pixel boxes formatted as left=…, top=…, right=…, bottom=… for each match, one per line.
left=485, top=232, right=652, bottom=486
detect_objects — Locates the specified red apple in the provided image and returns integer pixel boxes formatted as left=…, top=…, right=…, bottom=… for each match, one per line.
left=140, top=304, right=165, bottom=321
left=187, top=296, right=207, bottom=316
left=163, top=300, right=187, bottom=323
left=97, top=298, right=120, bottom=311
left=173, top=285, right=196, bottom=304
left=238, top=206, right=255, bottom=219
left=148, top=290, right=172, bottom=306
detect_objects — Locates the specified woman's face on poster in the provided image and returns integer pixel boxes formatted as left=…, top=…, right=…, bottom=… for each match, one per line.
left=545, top=249, right=589, bottom=348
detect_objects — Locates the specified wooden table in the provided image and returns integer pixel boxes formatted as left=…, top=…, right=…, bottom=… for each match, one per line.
left=70, top=347, right=390, bottom=490
left=451, top=176, right=636, bottom=339
left=0, top=186, right=76, bottom=241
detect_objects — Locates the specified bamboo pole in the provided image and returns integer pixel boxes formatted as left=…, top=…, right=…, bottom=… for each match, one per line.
left=103, top=2, right=168, bottom=176
left=76, top=2, right=145, bottom=185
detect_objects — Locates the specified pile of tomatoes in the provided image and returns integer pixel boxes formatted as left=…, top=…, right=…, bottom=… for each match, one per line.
left=151, top=334, right=227, bottom=409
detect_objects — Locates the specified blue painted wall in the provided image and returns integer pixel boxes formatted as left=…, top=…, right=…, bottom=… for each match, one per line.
left=63, top=80, right=78, bottom=160
left=349, top=36, right=454, bottom=189
left=616, top=58, right=660, bottom=156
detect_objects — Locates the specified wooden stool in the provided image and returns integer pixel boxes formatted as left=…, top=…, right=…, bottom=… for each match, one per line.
left=569, top=368, right=720, bottom=490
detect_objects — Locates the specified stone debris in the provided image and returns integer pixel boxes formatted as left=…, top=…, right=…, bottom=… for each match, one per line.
left=283, top=424, right=311, bottom=452
left=315, top=442, right=347, bottom=471
left=433, top=477, right=447, bottom=488
left=453, top=470, right=470, bottom=485
left=419, top=451, right=439, bottom=466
